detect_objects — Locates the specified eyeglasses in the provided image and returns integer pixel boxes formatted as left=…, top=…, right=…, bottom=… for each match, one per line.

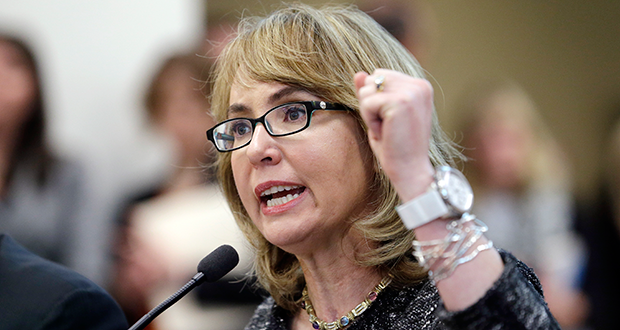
left=206, top=101, right=353, bottom=152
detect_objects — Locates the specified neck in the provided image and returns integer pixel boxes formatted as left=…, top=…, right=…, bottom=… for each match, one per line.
left=295, top=233, right=383, bottom=325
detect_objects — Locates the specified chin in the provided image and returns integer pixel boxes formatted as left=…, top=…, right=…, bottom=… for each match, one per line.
left=259, top=221, right=322, bottom=255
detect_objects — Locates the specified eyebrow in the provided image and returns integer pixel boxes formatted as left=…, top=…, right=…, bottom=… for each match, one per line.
left=226, top=85, right=309, bottom=117
left=226, top=103, right=250, bottom=117
left=268, top=86, right=307, bottom=104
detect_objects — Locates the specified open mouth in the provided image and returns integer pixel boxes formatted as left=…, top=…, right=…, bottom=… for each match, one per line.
left=260, top=185, right=306, bottom=207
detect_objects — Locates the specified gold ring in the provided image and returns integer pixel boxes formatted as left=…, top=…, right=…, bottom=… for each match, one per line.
left=374, top=75, right=385, bottom=92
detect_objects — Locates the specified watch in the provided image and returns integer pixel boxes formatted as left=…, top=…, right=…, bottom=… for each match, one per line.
left=396, top=166, right=474, bottom=230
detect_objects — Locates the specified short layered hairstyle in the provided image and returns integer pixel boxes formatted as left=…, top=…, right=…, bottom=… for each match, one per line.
left=209, top=3, right=462, bottom=311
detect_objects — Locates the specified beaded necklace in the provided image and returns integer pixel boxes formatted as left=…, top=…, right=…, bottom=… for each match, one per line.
left=300, top=275, right=392, bottom=330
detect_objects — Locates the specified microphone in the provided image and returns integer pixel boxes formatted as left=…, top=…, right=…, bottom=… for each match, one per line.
left=128, top=245, right=239, bottom=330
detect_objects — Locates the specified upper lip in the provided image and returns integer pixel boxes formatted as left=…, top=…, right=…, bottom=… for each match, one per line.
left=255, top=181, right=304, bottom=199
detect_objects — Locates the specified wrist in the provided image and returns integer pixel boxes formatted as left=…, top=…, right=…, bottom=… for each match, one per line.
left=413, top=218, right=451, bottom=241
left=396, top=166, right=474, bottom=230
left=391, top=161, right=435, bottom=202
left=412, top=214, right=496, bottom=283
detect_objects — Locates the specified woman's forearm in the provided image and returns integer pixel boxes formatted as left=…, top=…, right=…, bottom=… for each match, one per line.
left=414, top=218, right=504, bottom=311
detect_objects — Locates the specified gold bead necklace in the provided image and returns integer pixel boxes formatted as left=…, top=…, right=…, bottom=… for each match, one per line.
left=300, top=275, right=392, bottom=330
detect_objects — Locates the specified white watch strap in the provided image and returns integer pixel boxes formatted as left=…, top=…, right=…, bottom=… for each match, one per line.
left=396, top=189, right=449, bottom=229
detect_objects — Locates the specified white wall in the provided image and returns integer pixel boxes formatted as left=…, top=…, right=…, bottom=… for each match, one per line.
left=0, top=0, right=205, bottom=285
left=0, top=0, right=204, bottom=168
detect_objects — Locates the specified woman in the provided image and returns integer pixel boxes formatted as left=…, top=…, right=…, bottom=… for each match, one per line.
left=0, top=34, right=87, bottom=267
left=206, top=4, right=559, bottom=329
left=113, top=53, right=260, bottom=328
left=457, top=81, right=588, bottom=328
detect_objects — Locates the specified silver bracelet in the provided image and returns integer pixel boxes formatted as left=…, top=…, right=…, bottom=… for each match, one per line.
left=412, top=213, right=494, bottom=282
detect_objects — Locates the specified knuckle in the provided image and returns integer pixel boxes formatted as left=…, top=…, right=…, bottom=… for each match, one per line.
left=418, top=79, right=434, bottom=98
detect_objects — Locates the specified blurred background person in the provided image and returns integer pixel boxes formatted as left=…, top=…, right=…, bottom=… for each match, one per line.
left=199, top=15, right=237, bottom=63
left=0, top=29, right=129, bottom=330
left=575, top=108, right=620, bottom=330
left=0, top=34, right=91, bottom=271
left=111, top=52, right=259, bottom=330
left=357, top=0, right=437, bottom=67
left=456, top=80, right=589, bottom=329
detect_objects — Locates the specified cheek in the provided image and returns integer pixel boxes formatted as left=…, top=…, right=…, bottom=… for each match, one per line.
left=309, top=127, right=373, bottom=201
left=0, top=71, right=36, bottom=109
left=230, top=154, right=256, bottom=210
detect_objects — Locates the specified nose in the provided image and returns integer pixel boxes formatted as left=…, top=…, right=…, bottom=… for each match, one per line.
left=245, top=123, right=282, bottom=166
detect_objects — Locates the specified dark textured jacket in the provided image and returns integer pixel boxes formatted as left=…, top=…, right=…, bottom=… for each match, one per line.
left=244, top=250, right=560, bottom=330
left=0, top=234, right=128, bottom=330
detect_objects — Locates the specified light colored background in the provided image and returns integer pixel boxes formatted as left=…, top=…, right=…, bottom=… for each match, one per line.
left=209, top=0, right=620, bottom=204
left=426, top=1, right=620, bottom=204
left=0, top=0, right=205, bottom=284
left=1, top=1, right=617, bottom=327
left=1, top=0, right=619, bottom=248
left=0, top=0, right=204, bottom=188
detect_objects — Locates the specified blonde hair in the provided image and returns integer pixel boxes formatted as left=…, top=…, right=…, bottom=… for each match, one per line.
left=456, top=80, right=570, bottom=192
left=210, top=3, right=462, bottom=311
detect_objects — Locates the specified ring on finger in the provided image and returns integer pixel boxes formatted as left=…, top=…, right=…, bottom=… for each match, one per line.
left=374, top=75, right=385, bottom=92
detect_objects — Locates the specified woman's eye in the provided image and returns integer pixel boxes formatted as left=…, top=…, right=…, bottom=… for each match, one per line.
left=284, top=106, right=307, bottom=122
left=231, top=122, right=251, bottom=136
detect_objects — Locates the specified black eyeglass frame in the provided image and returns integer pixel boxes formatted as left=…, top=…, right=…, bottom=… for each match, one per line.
left=206, top=101, right=353, bottom=152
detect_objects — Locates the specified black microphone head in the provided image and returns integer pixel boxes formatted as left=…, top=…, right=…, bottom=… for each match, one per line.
left=197, top=244, right=239, bottom=283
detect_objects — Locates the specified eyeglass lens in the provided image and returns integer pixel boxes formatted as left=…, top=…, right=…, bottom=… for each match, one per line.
left=212, top=103, right=309, bottom=151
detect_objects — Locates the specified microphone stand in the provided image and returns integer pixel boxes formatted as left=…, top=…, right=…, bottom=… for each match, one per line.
left=126, top=244, right=238, bottom=330
left=128, top=272, right=205, bottom=330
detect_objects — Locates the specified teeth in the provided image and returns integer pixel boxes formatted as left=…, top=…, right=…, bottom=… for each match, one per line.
left=260, top=185, right=300, bottom=197
left=266, top=193, right=300, bottom=207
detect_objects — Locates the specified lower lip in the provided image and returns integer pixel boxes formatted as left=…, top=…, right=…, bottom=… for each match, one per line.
left=261, top=189, right=307, bottom=216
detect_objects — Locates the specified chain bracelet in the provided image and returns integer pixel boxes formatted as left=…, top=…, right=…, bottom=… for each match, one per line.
left=412, top=213, right=494, bottom=282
